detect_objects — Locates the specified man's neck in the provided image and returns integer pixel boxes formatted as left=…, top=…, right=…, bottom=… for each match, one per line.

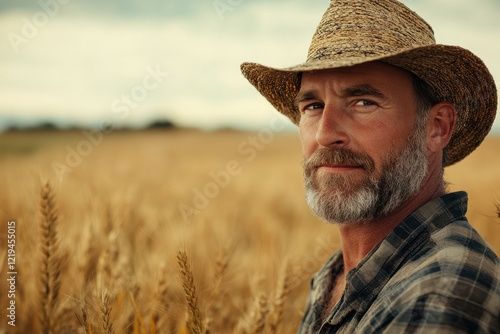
left=338, top=171, right=445, bottom=274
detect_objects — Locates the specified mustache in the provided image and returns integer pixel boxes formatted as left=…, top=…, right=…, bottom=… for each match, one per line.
left=302, top=147, right=375, bottom=173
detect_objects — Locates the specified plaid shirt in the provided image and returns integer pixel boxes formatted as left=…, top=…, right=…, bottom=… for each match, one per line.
left=297, top=192, right=500, bottom=333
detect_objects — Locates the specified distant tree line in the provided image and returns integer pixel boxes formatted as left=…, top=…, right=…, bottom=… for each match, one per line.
left=3, top=119, right=176, bottom=132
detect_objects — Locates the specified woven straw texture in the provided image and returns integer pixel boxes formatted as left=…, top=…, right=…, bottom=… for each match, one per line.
left=241, top=0, right=497, bottom=166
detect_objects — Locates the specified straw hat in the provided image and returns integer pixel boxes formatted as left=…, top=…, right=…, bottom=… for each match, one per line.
left=241, top=0, right=497, bottom=166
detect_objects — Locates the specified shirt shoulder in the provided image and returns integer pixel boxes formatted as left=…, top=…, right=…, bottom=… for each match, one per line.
left=361, top=219, right=500, bottom=333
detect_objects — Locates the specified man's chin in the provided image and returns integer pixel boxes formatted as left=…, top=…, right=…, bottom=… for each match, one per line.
left=306, top=186, right=379, bottom=222
left=313, top=180, right=371, bottom=197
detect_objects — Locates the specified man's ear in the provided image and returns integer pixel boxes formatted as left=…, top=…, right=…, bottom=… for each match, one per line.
left=426, top=102, right=457, bottom=153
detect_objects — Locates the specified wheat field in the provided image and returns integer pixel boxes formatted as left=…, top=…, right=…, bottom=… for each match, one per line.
left=0, top=129, right=499, bottom=334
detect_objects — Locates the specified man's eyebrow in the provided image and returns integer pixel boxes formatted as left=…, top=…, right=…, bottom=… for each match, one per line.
left=295, top=90, right=319, bottom=107
left=295, top=84, right=386, bottom=107
left=342, top=84, right=386, bottom=99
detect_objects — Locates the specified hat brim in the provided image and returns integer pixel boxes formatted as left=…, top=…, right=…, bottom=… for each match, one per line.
left=241, top=44, right=497, bottom=166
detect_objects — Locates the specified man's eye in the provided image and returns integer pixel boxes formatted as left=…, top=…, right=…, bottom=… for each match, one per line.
left=302, top=103, right=324, bottom=112
left=354, top=100, right=376, bottom=107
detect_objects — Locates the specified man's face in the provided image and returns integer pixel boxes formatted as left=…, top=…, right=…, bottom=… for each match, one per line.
left=297, top=61, right=429, bottom=224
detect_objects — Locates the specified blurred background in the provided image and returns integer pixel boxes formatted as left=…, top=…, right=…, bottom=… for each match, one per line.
left=1, top=2, right=499, bottom=332
left=0, top=0, right=499, bottom=133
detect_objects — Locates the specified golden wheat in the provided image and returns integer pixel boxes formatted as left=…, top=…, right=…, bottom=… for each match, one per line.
left=150, top=262, right=168, bottom=333
left=81, top=300, right=92, bottom=334
left=269, top=259, right=291, bottom=334
left=130, top=291, right=147, bottom=334
left=0, top=130, right=498, bottom=333
left=177, top=250, right=203, bottom=334
left=100, top=290, right=114, bottom=334
left=38, top=181, right=62, bottom=334
left=248, top=292, right=269, bottom=334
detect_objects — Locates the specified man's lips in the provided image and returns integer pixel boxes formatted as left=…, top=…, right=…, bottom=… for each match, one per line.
left=316, top=164, right=364, bottom=173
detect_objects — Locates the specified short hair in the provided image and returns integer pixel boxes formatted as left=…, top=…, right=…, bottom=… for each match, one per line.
left=411, top=73, right=439, bottom=117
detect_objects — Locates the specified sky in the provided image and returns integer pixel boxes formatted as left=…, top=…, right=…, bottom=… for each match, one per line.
left=0, top=0, right=499, bottom=133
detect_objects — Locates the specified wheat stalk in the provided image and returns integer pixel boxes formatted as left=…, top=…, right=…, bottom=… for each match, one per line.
left=205, top=245, right=230, bottom=330
left=38, top=181, right=61, bottom=334
left=100, top=289, right=114, bottom=334
left=214, top=246, right=229, bottom=289
left=81, top=300, right=92, bottom=334
left=150, top=263, right=170, bottom=333
left=129, top=291, right=147, bottom=334
left=149, top=317, right=157, bottom=334
left=177, top=250, right=203, bottom=334
left=269, top=259, right=292, bottom=334
left=97, top=230, right=120, bottom=292
left=248, top=293, right=269, bottom=334
left=0, top=249, right=6, bottom=277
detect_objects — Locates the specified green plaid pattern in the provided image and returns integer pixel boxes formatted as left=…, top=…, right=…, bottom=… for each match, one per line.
left=298, top=192, right=500, bottom=333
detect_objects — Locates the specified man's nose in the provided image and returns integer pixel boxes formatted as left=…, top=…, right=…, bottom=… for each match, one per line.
left=315, top=104, right=350, bottom=148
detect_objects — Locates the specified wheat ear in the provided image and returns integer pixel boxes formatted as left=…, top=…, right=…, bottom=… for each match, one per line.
left=100, top=289, right=114, bottom=334
left=151, top=263, right=169, bottom=333
left=81, top=300, right=92, bottom=334
left=206, top=245, right=229, bottom=327
left=176, top=250, right=203, bottom=334
left=39, top=181, right=61, bottom=334
left=214, top=246, right=229, bottom=289
left=269, top=259, right=291, bottom=334
left=248, top=293, right=269, bottom=334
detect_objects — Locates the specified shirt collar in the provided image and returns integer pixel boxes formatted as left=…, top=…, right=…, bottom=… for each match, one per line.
left=330, top=191, right=468, bottom=320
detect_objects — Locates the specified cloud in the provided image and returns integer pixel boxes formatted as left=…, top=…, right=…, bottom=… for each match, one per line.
left=0, top=0, right=498, bottom=133
left=0, top=1, right=322, bottom=129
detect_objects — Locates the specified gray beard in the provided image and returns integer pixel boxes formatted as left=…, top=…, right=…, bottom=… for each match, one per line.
left=303, top=125, right=428, bottom=224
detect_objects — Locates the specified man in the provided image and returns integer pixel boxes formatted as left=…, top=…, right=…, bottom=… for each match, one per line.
left=241, top=0, right=500, bottom=333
